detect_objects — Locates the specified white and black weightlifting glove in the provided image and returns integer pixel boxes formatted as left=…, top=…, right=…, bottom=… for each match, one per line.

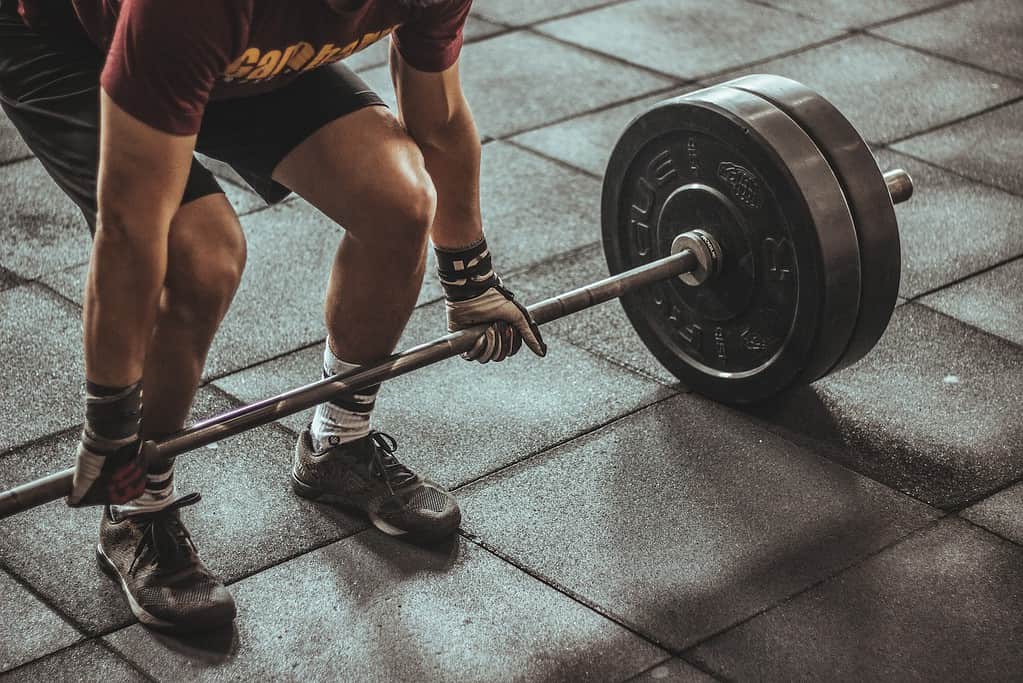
left=67, top=381, right=149, bottom=507
left=436, top=237, right=547, bottom=363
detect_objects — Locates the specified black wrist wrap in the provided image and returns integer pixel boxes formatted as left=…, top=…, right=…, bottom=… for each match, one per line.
left=435, top=237, right=501, bottom=302
left=83, top=380, right=142, bottom=445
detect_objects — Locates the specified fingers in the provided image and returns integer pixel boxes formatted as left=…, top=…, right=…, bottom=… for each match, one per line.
left=461, top=322, right=521, bottom=363
left=511, top=301, right=547, bottom=358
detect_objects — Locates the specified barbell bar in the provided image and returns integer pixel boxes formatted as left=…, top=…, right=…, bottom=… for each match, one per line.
left=0, top=74, right=915, bottom=519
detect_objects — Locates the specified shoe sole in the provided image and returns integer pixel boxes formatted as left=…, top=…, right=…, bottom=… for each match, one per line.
left=291, top=473, right=460, bottom=541
left=95, top=544, right=177, bottom=630
left=95, top=545, right=235, bottom=633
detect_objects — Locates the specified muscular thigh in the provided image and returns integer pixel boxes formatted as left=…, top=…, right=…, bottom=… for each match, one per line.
left=271, top=104, right=434, bottom=238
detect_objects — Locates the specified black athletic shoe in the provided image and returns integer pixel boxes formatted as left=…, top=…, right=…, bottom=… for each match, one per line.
left=292, top=429, right=461, bottom=541
left=96, top=493, right=236, bottom=632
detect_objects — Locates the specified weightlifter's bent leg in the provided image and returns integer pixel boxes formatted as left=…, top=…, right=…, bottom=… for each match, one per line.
left=272, top=103, right=460, bottom=540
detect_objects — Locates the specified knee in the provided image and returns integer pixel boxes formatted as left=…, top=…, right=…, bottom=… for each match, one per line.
left=384, top=169, right=436, bottom=246
left=165, top=220, right=246, bottom=327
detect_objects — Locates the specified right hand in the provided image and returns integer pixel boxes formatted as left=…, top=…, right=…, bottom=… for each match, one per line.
left=67, top=438, right=150, bottom=507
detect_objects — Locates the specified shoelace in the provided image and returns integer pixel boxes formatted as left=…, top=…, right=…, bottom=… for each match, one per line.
left=128, top=492, right=202, bottom=575
left=366, top=431, right=417, bottom=494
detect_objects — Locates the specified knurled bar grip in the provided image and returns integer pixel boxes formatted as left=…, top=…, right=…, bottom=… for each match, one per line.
left=0, top=249, right=700, bottom=519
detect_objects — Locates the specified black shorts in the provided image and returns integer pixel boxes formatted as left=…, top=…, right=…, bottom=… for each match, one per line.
left=0, top=0, right=385, bottom=231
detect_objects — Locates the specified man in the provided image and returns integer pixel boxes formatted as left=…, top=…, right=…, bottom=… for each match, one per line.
left=0, top=0, right=545, bottom=632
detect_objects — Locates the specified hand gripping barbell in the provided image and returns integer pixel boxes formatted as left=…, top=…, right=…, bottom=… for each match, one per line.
left=0, top=75, right=912, bottom=519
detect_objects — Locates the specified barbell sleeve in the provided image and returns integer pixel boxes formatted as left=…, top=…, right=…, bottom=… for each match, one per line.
left=0, top=248, right=699, bottom=519
left=884, top=169, right=913, bottom=205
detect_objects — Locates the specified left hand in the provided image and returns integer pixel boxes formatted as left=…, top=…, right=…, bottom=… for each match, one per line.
left=445, top=283, right=547, bottom=363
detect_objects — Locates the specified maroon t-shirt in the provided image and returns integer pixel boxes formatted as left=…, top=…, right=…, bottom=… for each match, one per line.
left=17, top=0, right=471, bottom=135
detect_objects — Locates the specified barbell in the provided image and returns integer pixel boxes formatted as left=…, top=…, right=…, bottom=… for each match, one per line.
left=0, top=75, right=912, bottom=519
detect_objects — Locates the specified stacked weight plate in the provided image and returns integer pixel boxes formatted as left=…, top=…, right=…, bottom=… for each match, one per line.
left=601, top=75, right=901, bottom=404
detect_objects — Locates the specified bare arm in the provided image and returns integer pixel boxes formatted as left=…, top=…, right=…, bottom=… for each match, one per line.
left=84, top=90, right=197, bottom=386
left=390, top=44, right=481, bottom=249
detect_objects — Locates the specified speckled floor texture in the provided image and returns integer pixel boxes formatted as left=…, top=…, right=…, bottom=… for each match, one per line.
left=2, top=1, right=1022, bottom=681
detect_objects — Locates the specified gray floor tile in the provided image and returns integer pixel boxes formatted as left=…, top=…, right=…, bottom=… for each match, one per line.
left=962, top=483, right=1023, bottom=546
left=714, top=35, right=1023, bottom=144
left=0, top=159, right=92, bottom=280
left=0, top=640, right=144, bottom=683
left=510, top=92, right=682, bottom=177
left=0, top=286, right=84, bottom=453
left=626, top=658, right=717, bottom=682
left=472, top=0, right=616, bottom=26
left=0, top=112, right=31, bottom=164
left=480, top=142, right=604, bottom=274
left=106, top=533, right=666, bottom=682
left=893, top=100, right=1023, bottom=197
left=539, top=0, right=842, bottom=79
left=877, top=150, right=1023, bottom=298
left=749, top=303, right=1023, bottom=510
left=763, top=0, right=949, bottom=28
left=873, top=0, right=1023, bottom=79
left=458, top=395, right=938, bottom=651
left=0, top=570, right=80, bottom=673
left=37, top=263, right=87, bottom=304
left=202, top=200, right=339, bottom=379
left=690, top=519, right=1023, bottom=681
left=921, top=257, right=1023, bottom=348
left=0, top=388, right=362, bottom=635
left=509, top=244, right=679, bottom=385
left=215, top=298, right=672, bottom=489
left=361, top=32, right=674, bottom=139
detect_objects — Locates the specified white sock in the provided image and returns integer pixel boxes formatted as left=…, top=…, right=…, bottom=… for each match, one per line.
left=310, top=343, right=380, bottom=452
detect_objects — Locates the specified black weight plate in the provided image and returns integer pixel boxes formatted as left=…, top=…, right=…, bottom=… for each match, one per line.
left=602, top=86, right=861, bottom=404
left=725, top=75, right=901, bottom=375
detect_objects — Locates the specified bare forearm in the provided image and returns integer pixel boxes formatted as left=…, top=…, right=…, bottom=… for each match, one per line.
left=416, top=110, right=484, bottom=249
left=83, top=211, right=169, bottom=386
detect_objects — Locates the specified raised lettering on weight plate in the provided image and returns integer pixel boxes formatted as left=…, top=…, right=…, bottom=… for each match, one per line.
left=717, top=162, right=763, bottom=210
left=687, top=137, right=700, bottom=177
left=629, top=176, right=655, bottom=257
left=714, top=327, right=728, bottom=364
left=763, top=237, right=793, bottom=282
left=679, top=322, right=704, bottom=352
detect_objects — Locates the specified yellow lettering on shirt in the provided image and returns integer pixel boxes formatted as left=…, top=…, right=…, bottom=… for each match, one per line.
left=248, top=50, right=282, bottom=80
left=224, top=47, right=261, bottom=81
left=221, top=27, right=399, bottom=85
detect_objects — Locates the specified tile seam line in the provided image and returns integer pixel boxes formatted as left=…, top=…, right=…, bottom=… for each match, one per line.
left=687, top=32, right=856, bottom=83
left=97, top=638, right=160, bottom=683
left=856, top=0, right=975, bottom=31
left=0, top=152, right=33, bottom=167
left=680, top=513, right=952, bottom=659
left=880, top=143, right=1023, bottom=200
left=0, top=558, right=92, bottom=640
left=474, top=0, right=639, bottom=31
left=955, top=514, right=1023, bottom=551
left=458, top=530, right=680, bottom=661
left=448, top=390, right=680, bottom=493
left=521, top=26, right=693, bottom=84
left=862, top=31, right=1023, bottom=86
left=492, top=82, right=689, bottom=141
left=750, top=0, right=975, bottom=33
left=0, top=425, right=81, bottom=464
left=914, top=297, right=1023, bottom=354
left=0, top=640, right=91, bottom=679
left=620, top=655, right=729, bottom=683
